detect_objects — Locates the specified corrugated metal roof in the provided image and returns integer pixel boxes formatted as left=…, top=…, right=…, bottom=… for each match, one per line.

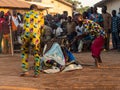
left=94, top=0, right=109, bottom=7
left=0, top=0, right=45, bottom=9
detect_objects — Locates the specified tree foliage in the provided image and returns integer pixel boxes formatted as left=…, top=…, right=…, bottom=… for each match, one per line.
left=65, top=0, right=89, bottom=14
left=77, top=6, right=89, bottom=14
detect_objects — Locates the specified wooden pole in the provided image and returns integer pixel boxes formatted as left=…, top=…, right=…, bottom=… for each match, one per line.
left=9, top=25, right=14, bottom=56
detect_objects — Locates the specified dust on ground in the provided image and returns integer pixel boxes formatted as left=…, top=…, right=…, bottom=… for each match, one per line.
left=0, top=50, right=120, bottom=90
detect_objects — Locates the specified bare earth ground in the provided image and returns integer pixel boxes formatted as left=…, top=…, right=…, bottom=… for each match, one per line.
left=0, top=50, right=120, bottom=90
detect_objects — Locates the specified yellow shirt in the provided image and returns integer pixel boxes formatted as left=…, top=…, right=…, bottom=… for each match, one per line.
left=23, top=10, right=44, bottom=35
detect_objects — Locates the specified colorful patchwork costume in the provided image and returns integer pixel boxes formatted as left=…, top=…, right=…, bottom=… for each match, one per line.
left=21, top=10, right=44, bottom=75
left=83, top=19, right=105, bottom=57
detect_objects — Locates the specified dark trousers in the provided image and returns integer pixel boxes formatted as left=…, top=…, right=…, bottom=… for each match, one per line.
left=112, top=32, right=120, bottom=49
left=104, top=33, right=110, bottom=50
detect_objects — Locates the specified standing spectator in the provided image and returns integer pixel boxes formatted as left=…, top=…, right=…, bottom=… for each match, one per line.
left=11, top=10, right=19, bottom=42
left=66, top=16, right=76, bottom=42
left=82, top=11, right=89, bottom=19
left=62, top=11, right=68, bottom=21
left=111, top=10, right=120, bottom=51
left=54, top=16, right=61, bottom=28
left=87, top=7, right=94, bottom=19
left=20, top=4, right=44, bottom=78
left=61, top=11, right=68, bottom=35
left=2, top=13, right=11, bottom=54
left=0, top=11, right=5, bottom=53
left=75, top=20, right=84, bottom=53
left=90, top=6, right=103, bottom=27
left=102, top=6, right=111, bottom=51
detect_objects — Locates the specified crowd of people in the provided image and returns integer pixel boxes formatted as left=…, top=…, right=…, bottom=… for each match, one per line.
left=43, top=6, right=120, bottom=52
left=0, top=4, right=120, bottom=77
left=0, top=10, right=23, bottom=54
left=0, top=6, right=120, bottom=54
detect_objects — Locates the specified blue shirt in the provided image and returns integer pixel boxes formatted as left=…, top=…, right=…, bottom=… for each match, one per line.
left=89, top=13, right=103, bottom=24
left=111, top=16, right=120, bottom=32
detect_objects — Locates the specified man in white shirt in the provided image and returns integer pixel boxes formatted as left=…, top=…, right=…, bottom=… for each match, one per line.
left=75, top=24, right=84, bottom=52
left=53, top=26, right=63, bottom=37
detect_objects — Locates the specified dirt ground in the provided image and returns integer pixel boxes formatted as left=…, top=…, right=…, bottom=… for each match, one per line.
left=0, top=50, right=120, bottom=90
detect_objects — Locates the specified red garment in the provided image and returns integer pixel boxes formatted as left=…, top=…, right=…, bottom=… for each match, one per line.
left=91, top=36, right=105, bottom=57
left=0, top=18, right=5, bottom=32
left=2, top=21, right=10, bottom=35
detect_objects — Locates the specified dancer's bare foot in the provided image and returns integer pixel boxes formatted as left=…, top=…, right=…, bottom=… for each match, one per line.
left=33, top=74, right=40, bottom=78
left=95, top=61, right=100, bottom=68
left=98, top=56, right=102, bottom=63
left=20, top=71, right=29, bottom=77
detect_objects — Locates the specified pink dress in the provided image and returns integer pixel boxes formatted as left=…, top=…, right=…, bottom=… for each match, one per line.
left=91, top=36, right=105, bottom=57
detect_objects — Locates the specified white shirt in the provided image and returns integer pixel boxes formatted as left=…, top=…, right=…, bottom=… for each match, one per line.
left=53, top=27, right=63, bottom=37
left=75, top=25, right=84, bottom=36
left=12, top=16, right=19, bottom=27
